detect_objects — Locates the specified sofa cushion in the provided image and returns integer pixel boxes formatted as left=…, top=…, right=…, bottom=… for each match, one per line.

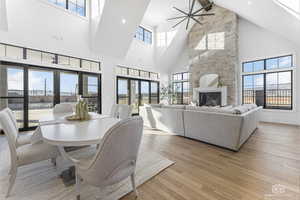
left=185, top=106, right=198, bottom=110
left=232, top=105, right=249, bottom=114
left=161, top=105, right=186, bottom=109
left=150, top=104, right=162, bottom=108
left=243, top=104, right=258, bottom=111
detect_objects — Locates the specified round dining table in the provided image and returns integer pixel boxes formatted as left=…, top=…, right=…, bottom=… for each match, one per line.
left=39, top=113, right=120, bottom=185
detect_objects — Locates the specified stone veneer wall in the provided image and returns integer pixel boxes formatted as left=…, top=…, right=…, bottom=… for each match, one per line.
left=188, top=5, right=238, bottom=105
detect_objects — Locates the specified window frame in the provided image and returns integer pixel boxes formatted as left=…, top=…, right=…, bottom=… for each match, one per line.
left=134, top=26, right=153, bottom=45
left=46, top=0, right=87, bottom=17
left=242, top=55, right=294, bottom=110
left=0, top=61, right=102, bottom=131
left=171, top=72, right=190, bottom=105
left=116, top=76, right=160, bottom=115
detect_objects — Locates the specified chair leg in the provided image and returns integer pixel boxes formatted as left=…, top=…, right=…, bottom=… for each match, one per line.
left=76, top=170, right=81, bottom=200
left=8, top=166, right=13, bottom=175
left=51, top=157, right=57, bottom=166
left=130, top=173, right=138, bottom=198
left=6, top=167, right=17, bottom=197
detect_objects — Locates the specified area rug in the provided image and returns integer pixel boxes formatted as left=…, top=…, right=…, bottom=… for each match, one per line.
left=0, top=140, right=174, bottom=200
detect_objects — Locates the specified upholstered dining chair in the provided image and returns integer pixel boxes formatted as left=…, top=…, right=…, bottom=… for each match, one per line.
left=109, top=104, right=119, bottom=118
left=3, top=108, right=32, bottom=147
left=0, top=110, right=60, bottom=197
left=53, top=103, right=74, bottom=114
left=69, top=117, right=143, bottom=200
left=118, top=104, right=132, bottom=120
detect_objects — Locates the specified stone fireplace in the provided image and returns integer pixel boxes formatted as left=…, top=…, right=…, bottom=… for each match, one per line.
left=188, top=5, right=238, bottom=105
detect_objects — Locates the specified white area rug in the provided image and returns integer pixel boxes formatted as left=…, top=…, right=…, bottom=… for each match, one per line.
left=0, top=139, right=174, bottom=200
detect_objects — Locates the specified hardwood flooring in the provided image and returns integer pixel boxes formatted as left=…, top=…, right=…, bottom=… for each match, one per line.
left=123, top=122, right=300, bottom=200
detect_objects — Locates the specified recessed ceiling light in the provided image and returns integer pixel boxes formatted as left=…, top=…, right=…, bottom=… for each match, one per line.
left=121, top=18, right=126, bottom=24
left=248, top=1, right=253, bottom=5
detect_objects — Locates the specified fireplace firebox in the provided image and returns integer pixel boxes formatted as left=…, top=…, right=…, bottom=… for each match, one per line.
left=199, top=92, right=222, bottom=106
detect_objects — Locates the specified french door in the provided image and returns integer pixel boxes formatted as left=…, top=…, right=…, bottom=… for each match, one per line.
left=0, top=61, right=101, bottom=130
left=116, top=76, right=159, bottom=115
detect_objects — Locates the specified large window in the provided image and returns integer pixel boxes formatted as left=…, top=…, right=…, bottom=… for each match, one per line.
left=0, top=61, right=101, bottom=130
left=242, top=55, right=293, bottom=110
left=117, top=77, right=159, bottom=115
left=134, top=26, right=152, bottom=45
left=47, top=0, right=86, bottom=16
left=0, top=43, right=101, bottom=72
left=172, top=72, right=190, bottom=105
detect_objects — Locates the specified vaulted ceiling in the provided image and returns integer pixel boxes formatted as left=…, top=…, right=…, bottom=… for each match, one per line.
left=143, top=0, right=300, bottom=46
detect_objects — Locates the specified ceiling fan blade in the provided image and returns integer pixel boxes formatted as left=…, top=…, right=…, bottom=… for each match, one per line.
left=192, top=2, right=213, bottom=15
left=186, top=17, right=191, bottom=30
left=192, top=7, right=204, bottom=15
left=167, top=16, right=187, bottom=21
left=193, top=13, right=215, bottom=17
left=189, top=0, right=191, bottom=10
left=190, top=0, right=196, bottom=14
left=172, top=17, right=188, bottom=28
left=173, top=7, right=189, bottom=15
left=191, top=16, right=203, bottom=25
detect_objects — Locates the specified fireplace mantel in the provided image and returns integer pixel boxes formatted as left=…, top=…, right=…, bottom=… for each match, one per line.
left=193, top=86, right=227, bottom=106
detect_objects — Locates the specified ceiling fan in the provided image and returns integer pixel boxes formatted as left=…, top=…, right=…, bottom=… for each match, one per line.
left=167, top=0, right=215, bottom=30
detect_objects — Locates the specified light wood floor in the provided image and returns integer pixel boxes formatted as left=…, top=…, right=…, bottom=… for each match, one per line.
left=123, top=123, right=300, bottom=200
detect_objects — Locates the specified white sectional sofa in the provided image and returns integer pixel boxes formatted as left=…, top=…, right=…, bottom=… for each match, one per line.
left=140, top=104, right=262, bottom=151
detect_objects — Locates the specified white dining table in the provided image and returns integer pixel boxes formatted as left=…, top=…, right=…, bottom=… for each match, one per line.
left=39, top=113, right=120, bottom=183
left=40, top=116, right=120, bottom=147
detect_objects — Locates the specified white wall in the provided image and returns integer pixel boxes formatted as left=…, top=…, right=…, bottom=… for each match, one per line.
left=239, top=18, right=300, bottom=125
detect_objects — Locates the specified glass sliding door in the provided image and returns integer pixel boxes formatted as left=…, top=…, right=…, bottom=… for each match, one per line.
left=116, top=77, right=160, bottom=114
left=0, top=65, right=25, bottom=129
left=130, top=80, right=140, bottom=114
left=60, top=72, right=79, bottom=103
left=150, top=82, right=159, bottom=104
left=28, top=69, right=54, bottom=127
left=141, top=81, right=150, bottom=106
left=117, top=78, right=129, bottom=104
left=183, top=82, right=190, bottom=104
left=82, top=74, right=100, bottom=113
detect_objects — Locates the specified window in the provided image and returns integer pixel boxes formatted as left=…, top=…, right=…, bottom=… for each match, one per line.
left=116, top=66, right=159, bottom=81
left=117, top=77, right=159, bottom=114
left=140, top=71, right=150, bottom=78
left=58, top=56, right=80, bottom=68
left=129, top=69, right=139, bottom=77
left=47, top=0, right=86, bottom=17
left=48, top=0, right=67, bottom=8
left=6, top=45, right=23, bottom=59
left=0, top=44, right=5, bottom=57
left=242, top=55, right=293, bottom=110
left=134, top=26, right=152, bottom=44
left=82, top=60, right=101, bottom=72
left=82, top=74, right=100, bottom=112
left=172, top=72, right=191, bottom=104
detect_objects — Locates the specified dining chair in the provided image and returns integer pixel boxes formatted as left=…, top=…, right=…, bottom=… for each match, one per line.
left=0, top=110, right=60, bottom=197
left=3, top=108, right=32, bottom=147
left=70, top=116, right=144, bottom=200
left=109, top=104, right=119, bottom=118
left=53, top=103, right=74, bottom=114
left=118, top=104, right=132, bottom=120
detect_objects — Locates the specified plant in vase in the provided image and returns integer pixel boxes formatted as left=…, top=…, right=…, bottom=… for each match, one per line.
left=160, top=83, right=180, bottom=105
